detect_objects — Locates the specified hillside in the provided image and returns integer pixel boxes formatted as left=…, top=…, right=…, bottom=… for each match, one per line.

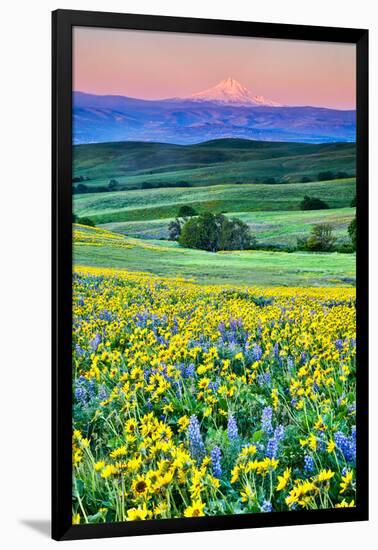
left=73, top=138, right=356, bottom=191
left=73, top=178, right=355, bottom=224
left=73, top=224, right=355, bottom=287
left=102, top=207, right=355, bottom=248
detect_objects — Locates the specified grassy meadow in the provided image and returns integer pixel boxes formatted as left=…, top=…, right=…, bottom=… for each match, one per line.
left=72, top=138, right=357, bottom=524
left=73, top=139, right=356, bottom=190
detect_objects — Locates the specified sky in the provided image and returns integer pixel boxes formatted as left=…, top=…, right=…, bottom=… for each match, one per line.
left=73, top=27, right=356, bottom=110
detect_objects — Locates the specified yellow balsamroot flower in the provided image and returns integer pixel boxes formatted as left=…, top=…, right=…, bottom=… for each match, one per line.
left=316, top=469, right=335, bottom=483
left=110, top=445, right=127, bottom=459
left=240, top=445, right=257, bottom=459
left=203, top=406, right=212, bottom=418
left=126, top=505, right=150, bottom=521
left=125, top=418, right=138, bottom=434
left=231, top=465, right=240, bottom=483
left=340, top=470, right=353, bottom=494
left=72, top=513, right=80, bottom=525
left=94, top=460, right=105, bottom=472
left=271, top=388, right=279, bottom=411
left=162, top=402, right=174, bottom=415
left=300, top=433, right=317, bottom=452
left=241, top=485, right=255, bottom=503
left=131, top=475, right=151, bottom=498
left=286, top=480, right=318, bottom=508
left=276, top=468, right=291, bottom=491
left=234, top=352, right=243, bottom=361
left=327, top=439, right=336, bottom=453
left=184, top=499, right=205, bottom=517
left=73, top=449, right=83, bottom=464
left=153, top=502, right=168, bottom=517
left=101, top=464, right=118, bottom=479
left=336, top=499, right=355, bottom=508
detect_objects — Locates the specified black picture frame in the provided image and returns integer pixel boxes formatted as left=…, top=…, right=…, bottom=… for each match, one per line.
left=52, top=9, right=369, bottom=541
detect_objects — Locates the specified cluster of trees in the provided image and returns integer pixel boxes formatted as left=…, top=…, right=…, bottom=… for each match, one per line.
left=300, top=195, right=329, bottom=210
left=169, top=208, right=255, bottom=252
left=72, top=214, right=95, bottom=227
left=317, top=170, right=351, bottom=181
left=297, top=217, right=356, bottom=252
left=168, top=204, right=356, bottom=254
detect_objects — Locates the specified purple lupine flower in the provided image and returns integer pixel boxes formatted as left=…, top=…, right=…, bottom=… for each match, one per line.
left=261, top=501, right=272, bottom=512
left=335, top=339, right=344, bottom=351
left=273, top=342, right=279, bottom=359
left=98, top=385, right=108, bottom=400
left=75, top=385, right=87, bottom=403
left=188, top=415, right=205, bottom=463
left=185, top=363, right=196, bottom=378
left=334, top=430, right=356, bottom=463
left=75, top=344, right=85, bottom=357
left=257, top=372, right=271, bottom=387
left=211, top=446, right=222, bottom=478
left=209, top=380, right=220, bottom=392
left=90, top=333, right=101, bottom=352
left=266, top=425, right=285, bottom=459
left=304, top=454, right=315, bottom=474
left=227, top=414, right=239, bottom=441
left=261, top=406, right=273, bottom=434
left=252, top=344, right=263, bottom=361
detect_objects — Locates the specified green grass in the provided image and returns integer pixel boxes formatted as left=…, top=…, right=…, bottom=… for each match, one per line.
left=74, top=179, right=355, bottom=224
left=103, top=207, right=355, bottom=247
left=73, top=224, right=355, bottom=287
left=73, top=139, right=355, bottom=190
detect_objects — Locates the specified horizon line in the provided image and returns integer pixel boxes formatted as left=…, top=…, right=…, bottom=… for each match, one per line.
left=73, top=89, right=356, bottom=111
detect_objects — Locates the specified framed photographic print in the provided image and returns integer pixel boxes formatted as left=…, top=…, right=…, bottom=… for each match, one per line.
left=52, top=9, right=368, bottom=541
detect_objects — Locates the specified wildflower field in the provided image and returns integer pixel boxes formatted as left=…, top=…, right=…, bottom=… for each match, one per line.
left=72, top=266, right=356, bottom=523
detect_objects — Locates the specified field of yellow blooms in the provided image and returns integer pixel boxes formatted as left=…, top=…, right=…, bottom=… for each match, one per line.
left=72, top=266, right=356, bottom=524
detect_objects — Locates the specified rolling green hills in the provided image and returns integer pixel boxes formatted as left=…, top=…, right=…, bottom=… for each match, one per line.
left=102, top=207, right=355, bottom=248
left=73, top=178, right=355, bottom=224
left=73, top=139, right=356, bottom=190
left=73, top=224, right=355, bottom=287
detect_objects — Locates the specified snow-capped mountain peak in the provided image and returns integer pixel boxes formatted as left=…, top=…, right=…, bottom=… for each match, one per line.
left=188, top=77, right=281, bottom=107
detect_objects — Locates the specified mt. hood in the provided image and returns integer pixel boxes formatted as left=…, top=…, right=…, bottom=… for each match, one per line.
left=187, top=77, right=282, bottom=106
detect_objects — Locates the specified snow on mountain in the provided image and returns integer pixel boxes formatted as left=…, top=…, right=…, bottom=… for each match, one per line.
left=188, top=77, right=282, bottom=106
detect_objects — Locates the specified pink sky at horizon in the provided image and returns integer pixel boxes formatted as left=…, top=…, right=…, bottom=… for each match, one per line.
left=73, top=27, right=356, bottom=110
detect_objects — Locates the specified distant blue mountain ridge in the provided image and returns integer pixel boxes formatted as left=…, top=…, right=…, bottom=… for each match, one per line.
left=73, top=90, right=356, bottom=145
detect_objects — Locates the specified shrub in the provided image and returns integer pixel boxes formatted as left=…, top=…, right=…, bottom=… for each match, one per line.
left=168, top=219, right=184, bottom=241
left=75, top=183, right=89, bottom=194
left=348, top=217, right=356, bottom=251
left=179, top=212, right=255, bottom=252
left=301, top=176, right=312, bottom=183
left=177, top=205, right=197, bottom=217
left=141, top=181, right=154, bottom=189
left=298, top=223, right=336, bottom=252
left=336, top=171, right=350, bottom=179
left=350, top=195, right=356, bottom=207
left=77, top=217, right=95, bottom=227
left=318, top=171, right=335, bottom=181
left=300, top=195, right=329, bottom=210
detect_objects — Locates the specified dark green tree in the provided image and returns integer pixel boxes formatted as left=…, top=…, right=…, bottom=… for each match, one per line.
left=300, top=195, right=329, bottom=210
left=179, top=212, right=254, bottom=252
left=77, top=217, right=95, bottom=227
left=177, top=205, right=197, bottom=217
left=318, top=171, right=335, bottom=181
left=301, top=223, right=336, bottom=252
left=348, top=217, right=357, bottom=251
left=168, top=218, right=184, bottom=241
